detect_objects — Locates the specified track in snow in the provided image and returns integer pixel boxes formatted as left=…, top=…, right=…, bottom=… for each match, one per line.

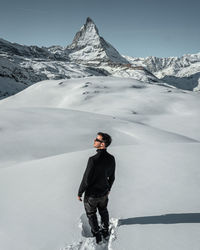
left=61, top=214, right=118, bottom=250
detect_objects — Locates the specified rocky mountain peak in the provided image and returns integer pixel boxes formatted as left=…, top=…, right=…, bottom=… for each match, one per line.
left=67, top=17, right=100, bottom=50
left=66, top=17, right=128, bottom=65
left=85, top=17, right=96, bottom=26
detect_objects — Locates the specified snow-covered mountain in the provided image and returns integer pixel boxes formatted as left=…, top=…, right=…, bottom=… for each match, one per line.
left=0, top=18, right=160, bottom=99
left=66, top=17, right=128, bottom=65
left=124, top=53, right=200, bottom=91
left=0, top=35, right=110, bottom=99
left=0, top=17, right=199, bottom=99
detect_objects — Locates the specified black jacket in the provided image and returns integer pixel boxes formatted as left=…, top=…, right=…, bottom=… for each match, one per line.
left=78, top=148, right=116, bottom=198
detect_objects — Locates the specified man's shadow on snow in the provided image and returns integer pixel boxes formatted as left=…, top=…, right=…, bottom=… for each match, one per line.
left=118, top=213, right=200, bottom=226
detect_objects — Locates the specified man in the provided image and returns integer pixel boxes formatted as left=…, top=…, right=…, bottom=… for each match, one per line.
left=78, top=132, right=116, bottom=244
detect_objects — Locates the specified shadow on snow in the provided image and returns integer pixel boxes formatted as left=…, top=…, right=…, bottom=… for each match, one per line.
left=118, top=213, right=200, bottom=226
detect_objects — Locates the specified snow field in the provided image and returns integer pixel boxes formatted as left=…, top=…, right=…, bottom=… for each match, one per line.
left=0, top=76, right=200, bottom=249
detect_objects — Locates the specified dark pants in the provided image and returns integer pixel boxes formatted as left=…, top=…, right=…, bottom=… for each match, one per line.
left=84, top=194, right=109, bottom=235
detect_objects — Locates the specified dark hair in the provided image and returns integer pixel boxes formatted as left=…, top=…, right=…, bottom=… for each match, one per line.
left=97, top=132, right=112, bottom=147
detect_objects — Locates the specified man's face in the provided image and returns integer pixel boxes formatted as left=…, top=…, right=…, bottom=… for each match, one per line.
left=93, top=134, right=104, bottom=148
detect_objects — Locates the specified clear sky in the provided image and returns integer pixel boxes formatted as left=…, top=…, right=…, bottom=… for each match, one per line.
left=0, top=0, right=199, bottom=58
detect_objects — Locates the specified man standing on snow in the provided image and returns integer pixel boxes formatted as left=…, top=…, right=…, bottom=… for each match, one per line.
left=78, top=132, right=116, bottom=244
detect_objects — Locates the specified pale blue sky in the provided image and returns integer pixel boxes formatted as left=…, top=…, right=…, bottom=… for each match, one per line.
left=0, top=0, right=199, bottom=57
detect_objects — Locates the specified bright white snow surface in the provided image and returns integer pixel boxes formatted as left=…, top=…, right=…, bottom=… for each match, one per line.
left=0, top=76, right=200, bottom=250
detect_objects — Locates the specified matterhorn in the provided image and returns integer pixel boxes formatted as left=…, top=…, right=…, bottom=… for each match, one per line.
left=66, top=17, right=129, bottom=65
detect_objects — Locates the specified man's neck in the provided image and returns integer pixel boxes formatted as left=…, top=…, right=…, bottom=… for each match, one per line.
left=97, top=147, right=106, bottom=151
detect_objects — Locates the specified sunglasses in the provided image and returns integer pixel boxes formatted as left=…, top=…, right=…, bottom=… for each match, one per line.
left=94, top=138, right=103, bottom=143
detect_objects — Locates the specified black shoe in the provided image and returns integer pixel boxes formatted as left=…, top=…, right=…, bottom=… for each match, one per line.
left=94, top=231, right=103, bottom=244
left=101, top=228, right=110, bottom=240
left=91, top=230, right=103, bottom=244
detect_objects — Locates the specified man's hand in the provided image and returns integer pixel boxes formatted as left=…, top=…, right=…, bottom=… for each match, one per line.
left=78, top=196, right=82, bottom=202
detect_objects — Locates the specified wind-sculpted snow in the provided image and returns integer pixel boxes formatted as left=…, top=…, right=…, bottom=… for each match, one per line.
left=0, top=106, right=197, bottom=168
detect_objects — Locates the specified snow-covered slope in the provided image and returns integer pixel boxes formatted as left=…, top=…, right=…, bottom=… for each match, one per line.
left=0, top=76, right=200, bottom=250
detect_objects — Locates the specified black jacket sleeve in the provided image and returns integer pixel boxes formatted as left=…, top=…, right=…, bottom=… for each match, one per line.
left=78, top=157, right=94, bottom=197
left=108, top=157, right=116, bottom=191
